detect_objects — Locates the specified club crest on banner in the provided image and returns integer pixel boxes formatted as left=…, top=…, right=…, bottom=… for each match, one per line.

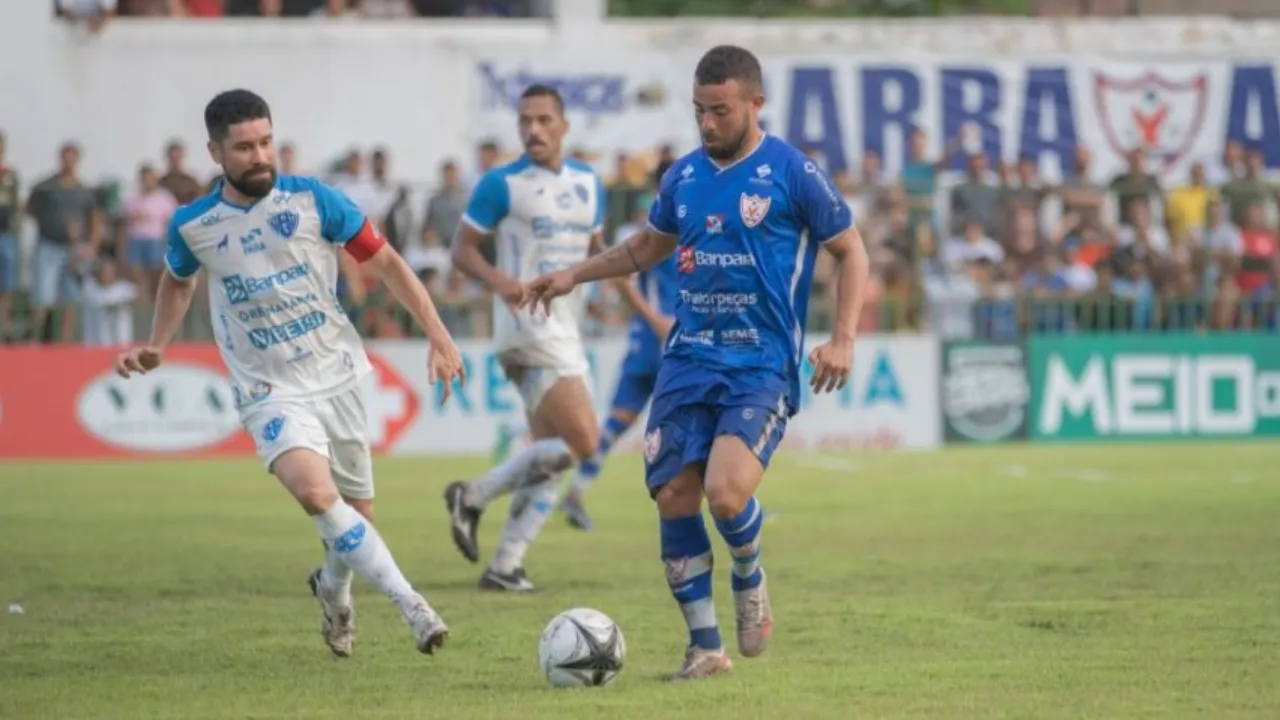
left=739, top=193, right=771, bottom=228
left=1092, top=70, right=1209, bottom=174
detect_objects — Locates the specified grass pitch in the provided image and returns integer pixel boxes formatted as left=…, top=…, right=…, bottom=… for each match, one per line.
left=2, top=444, right=1278, bottom=719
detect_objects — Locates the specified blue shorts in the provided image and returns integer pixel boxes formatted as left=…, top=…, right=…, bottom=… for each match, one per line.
left=611, top=342, right=661, bottom=414
left=642, top=376, right=789, bottom=497
left=610, top=369, right=657, bottom=415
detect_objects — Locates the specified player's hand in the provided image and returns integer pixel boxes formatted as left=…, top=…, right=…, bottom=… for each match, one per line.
left=496, top=279, right=525, bottom=311
left=521, top=270, right=576, bottom=316
left=114, top=346, right=164, bottom=378
left=808, top=338, right=853, bottom=395
left=426, top=335, right=466, bottom=406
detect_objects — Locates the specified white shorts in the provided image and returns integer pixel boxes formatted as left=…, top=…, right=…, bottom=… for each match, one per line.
left=240, top=387, right=374, bottom=500
left=498, top=343, right=591, bottom=415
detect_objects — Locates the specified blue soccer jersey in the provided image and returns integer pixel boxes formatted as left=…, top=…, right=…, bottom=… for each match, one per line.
left=641, top=134, right=854, bottom=490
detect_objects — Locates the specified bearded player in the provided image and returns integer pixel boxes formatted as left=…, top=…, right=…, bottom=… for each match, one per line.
left=522, top=46, right=870, bottom=679
left=114, top=89, right=466, bottom=658
left=443, top=84, right=606, bottom=592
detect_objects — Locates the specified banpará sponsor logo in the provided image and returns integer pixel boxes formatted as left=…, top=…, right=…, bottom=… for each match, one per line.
left=694, top=251, right=756, bottom=268
left=222, top=264, right=311, bottom=305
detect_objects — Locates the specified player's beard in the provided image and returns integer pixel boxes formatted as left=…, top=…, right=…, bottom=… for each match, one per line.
left=703, top=124, right=750, bottom=161
left=225, top=165, right=277, bottom=199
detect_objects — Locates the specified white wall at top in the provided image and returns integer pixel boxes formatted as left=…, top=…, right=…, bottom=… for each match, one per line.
left=3, top=0, right=1280, bottom=186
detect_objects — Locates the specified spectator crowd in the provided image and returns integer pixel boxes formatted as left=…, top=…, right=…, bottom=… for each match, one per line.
left=55, top=0, right=531, bottom=26
left=1, top=121, right=1278, bottom=347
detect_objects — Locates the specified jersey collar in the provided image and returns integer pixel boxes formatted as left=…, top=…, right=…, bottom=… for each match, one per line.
left=704, top=131, right=768, bottom=174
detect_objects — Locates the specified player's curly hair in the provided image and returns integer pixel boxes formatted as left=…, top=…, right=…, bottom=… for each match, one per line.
left=694, top=45, right=763, bottom=92
left=204, top=89, right=272, bottom=142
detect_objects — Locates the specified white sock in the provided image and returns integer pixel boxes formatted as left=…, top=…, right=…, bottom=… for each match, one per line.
left=465, top=438, right=574, bottom=508
left=319, top=541, right=355, bottom=608
left=313, top=500, right=416, bottom=607
left=490, top=478, right=560, bottom=575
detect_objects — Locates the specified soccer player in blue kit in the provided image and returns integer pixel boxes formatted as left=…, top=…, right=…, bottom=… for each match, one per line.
left=523, top=45, right=870, bottom=680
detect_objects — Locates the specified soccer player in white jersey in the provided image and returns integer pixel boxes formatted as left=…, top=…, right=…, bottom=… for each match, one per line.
left=113, top=89, right=466, bottom=658
left=443, top=84, right=605, bottom=592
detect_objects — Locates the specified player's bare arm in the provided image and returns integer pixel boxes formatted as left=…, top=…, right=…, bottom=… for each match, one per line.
left=115, top=267, right=197, bottom=378
left=361, top=243, right=466, bottom=400
left=523, top=228, right=677, bottom=313
left=452, top=222, right=523, bottom=306
left=808, top=226, right=870, bottom=394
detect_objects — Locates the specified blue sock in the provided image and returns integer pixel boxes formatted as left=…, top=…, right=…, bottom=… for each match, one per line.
left=571, top=415, right=630, bottom=494
left=713, top=496, right=764, bottom=592
left=660, top=514, right=721, bottom=651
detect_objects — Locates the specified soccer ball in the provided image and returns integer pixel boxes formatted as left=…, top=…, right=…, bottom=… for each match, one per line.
left=538, top=608, right=626, bottom=688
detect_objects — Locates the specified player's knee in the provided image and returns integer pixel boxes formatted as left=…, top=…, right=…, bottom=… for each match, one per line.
left=562, top=421, right=599, bottom=462
left=705, top=490, right=751, bottom=520
left=345, top=497, right=374, bottom=522
left=654, top=470, right=703, bottom=517
left=294, top=483, right=341, bottom=516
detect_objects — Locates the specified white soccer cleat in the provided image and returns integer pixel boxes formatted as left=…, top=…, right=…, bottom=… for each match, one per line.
left=671, top=645, right=733, bottom=681
left=308, top=569, right=356, bottom=658
left=734, top=572, right=774, bottom=658
left=401, top=595, right=449, bottom=655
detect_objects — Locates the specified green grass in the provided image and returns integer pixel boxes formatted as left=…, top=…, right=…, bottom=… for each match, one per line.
left=2, top=444, right=1279, bottom=719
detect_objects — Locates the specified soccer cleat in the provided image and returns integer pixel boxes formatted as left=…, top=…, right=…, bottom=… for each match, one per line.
left=307, top=569, right=356, bottom=658
left=671, top=646, right=733, bottom=680
left=559, top=492, right=594, bottom=532
left=478, top=566, right=536, bottom=593
left=733, top=572, right=774, bottom=658
left=444, top=481, right=482, bottom=563
left=401, top=595, right=449, bottom=655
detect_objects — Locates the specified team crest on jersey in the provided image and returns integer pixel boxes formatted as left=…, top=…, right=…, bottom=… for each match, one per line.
left=676, top=246, right=695, bottom=274
left=644, top=427, right=662, bottom=464
left=739, top=193, right=771, bottom=228
left=268, top=210, right=300, bottom=239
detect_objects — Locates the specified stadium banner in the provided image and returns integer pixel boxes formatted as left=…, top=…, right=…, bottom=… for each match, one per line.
left=1027, top=335, right=1280, bottom=442
left=369, top=333, right=941, bottom=454
left=0, top=334, right=940, bottom=460
left=472, top=54, right=1280, bottom=182
left=940, top=340, right=1030, bottom=444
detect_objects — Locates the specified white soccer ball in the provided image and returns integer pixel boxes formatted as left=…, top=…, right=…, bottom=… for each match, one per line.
left=538, top=608, right=626, bottom=688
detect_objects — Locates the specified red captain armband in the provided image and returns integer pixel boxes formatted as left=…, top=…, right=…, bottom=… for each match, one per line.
left=343, top=220, right=386, bottom=263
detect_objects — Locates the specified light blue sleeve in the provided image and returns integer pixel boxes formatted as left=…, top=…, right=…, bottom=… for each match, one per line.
left=593, top=173, right=607, bottom=233
left=646, top=168, right=679, bottom=236
left=164, top=216, right=201, bottom=279
left=792, top=158, right=854, bottom=243
left=462, top=171, right=510, bottom=233
left=310, top=180, right=367, bottom=244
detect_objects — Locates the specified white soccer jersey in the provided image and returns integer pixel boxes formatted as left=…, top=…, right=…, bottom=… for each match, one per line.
left=461, top=156, right=604, bottom=359
left=165, top=176, right=373, bottom=409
